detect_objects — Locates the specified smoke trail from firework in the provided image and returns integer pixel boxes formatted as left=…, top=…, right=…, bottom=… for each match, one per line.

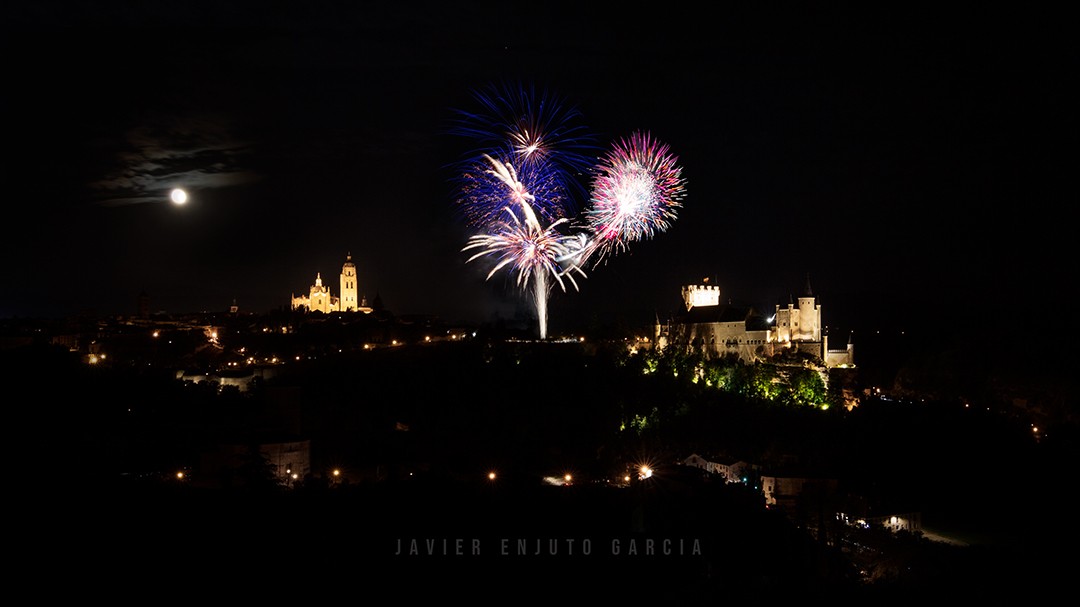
left=579, top=131, right=687, bottom=266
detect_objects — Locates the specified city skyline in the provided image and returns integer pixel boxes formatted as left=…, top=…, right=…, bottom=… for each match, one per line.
left=4, top=5, right=1071, bottom=344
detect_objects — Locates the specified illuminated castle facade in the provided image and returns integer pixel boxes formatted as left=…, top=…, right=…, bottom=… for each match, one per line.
left=655, top=277, right=854, bottom=368
left=290, top=253, right=373, bottom=314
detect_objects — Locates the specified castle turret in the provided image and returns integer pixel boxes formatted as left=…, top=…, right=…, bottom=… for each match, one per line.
left=797, top=273, right=820, bottom=342
left=682, top=283, right=720, bottom=310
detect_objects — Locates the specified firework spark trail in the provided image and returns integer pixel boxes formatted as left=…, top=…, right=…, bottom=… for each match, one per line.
left=449, top=81, right=598, bottom=229
left=461, top=206, right=586, bottom=293
left=579, top=130, right=687, bottom=267
left=455, top=146, right=570, bottom=230
left=482, top=153, right=534, bottom=207
left=462, top=202, right=587, bottom=339
left=460, top=154, right=588, bottom=339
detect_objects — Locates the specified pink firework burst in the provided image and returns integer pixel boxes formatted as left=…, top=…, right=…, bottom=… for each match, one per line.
left=583, top=131, right=687, bottom=264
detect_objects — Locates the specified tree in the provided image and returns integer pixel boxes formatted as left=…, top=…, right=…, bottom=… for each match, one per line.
left=785, top=367, right=828, bottom=408
left=231, top=444, right=285, bottom=494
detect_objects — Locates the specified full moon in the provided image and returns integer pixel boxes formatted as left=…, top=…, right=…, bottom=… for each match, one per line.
left=170, top=188, right=188, bottom=205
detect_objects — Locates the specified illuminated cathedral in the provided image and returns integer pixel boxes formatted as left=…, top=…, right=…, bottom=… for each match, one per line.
left=290, top=253, right=373, bottom=314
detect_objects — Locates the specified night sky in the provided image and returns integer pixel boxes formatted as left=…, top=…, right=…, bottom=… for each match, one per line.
left=4, top=4, right=1072, bottom=343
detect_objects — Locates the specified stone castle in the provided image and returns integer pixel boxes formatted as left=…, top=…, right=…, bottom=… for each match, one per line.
left=655, top=276, right=854, bottom=368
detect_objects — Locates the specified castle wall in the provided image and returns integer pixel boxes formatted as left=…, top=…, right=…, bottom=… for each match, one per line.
left=825, top=347, right=854, bottom=368
left=666, top=321, right=773, bottom=363
left=792, top=340, right=824, bottom=359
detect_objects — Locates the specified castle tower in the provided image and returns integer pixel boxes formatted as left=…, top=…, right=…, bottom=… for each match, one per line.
left=773, top=274, right=822, bottom=345
left=797, top=273, right=820, bottom=342
left=682, top=280, right=720, bottom=310
left=340, top=253, right=358, bottom=312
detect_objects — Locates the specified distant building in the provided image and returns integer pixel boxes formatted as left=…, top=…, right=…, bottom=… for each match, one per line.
left=761, top=475, right=839, bottom=513
left=837, top=511, right=923, bottom=534
left=196, top=436, right=311, bottom=489
left=176, top=366, right=279, bottom=392
left=291, top=253, right=373, bottom=314
left=682, top=453, right=758, bottom=484
left=261, top=438, right=312, bottom=484
left=655, top=275, right=854, bottom=368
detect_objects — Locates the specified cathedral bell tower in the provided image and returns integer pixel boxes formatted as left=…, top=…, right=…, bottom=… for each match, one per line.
left=340, top=253, right=358, bottom=312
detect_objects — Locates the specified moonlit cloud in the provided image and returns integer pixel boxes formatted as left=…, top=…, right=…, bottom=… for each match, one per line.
left=91, top=113, right=262, bottom=206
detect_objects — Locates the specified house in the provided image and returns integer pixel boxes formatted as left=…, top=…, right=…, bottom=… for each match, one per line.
left=682, top=453, right=758, bottom=484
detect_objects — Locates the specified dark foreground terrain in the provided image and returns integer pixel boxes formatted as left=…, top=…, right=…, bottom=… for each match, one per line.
left=49, top=464, right=1073, bottom=602
left=9, top=336, right=1077, bottom=600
